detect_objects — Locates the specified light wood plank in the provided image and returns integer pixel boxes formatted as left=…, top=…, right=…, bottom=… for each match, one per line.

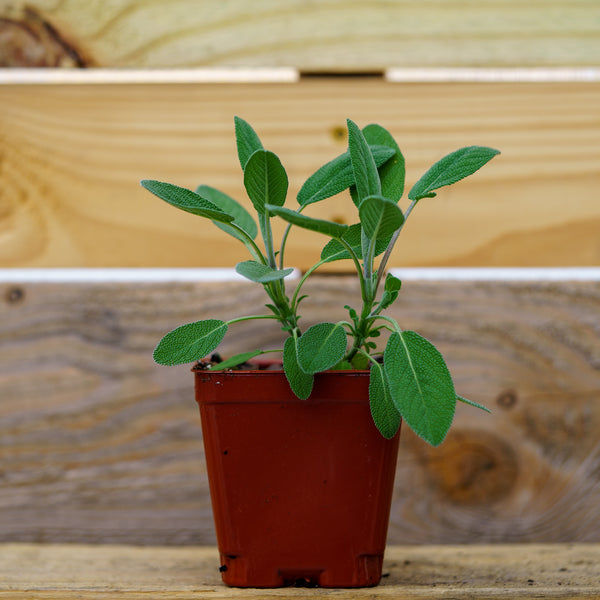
left=1, top=276, right=599, bottom=545
left=1, top=78, right=599, bottom=268
left=1, top=543, right=599, bottom=598
left=1, top=0, right=599, bottom=69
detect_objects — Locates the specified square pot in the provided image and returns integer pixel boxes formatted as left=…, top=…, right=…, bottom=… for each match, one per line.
left=195, top=367, right=400, bottom=588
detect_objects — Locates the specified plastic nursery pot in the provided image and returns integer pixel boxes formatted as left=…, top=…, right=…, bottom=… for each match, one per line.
left=194, top=365, right=401, bottom=588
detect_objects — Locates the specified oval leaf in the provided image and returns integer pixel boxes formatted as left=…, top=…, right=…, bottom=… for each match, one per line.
left=408, top=146, right=500, bottom=201
left=234, top=116, right=263, bottom=170
left=369, top=361, right=402, bottom=439
left=297, top=145, right=395, bottom=206
left=141, top=180, right=234, bottom=223
left=266, top=205, right=348, bottom=239
left=283, top=337, right=314, bottom=400
left=153, top=319, right=228, bottom=366
left=347, top=118, right=382, bottom=204
left=384, top=331, right=456, bottom=446
left=235, top=260, right=294, bottom=283
left=244, top=149, right=288, bottom=214
left=196, top=185, right=258, bottom=240
left=297, top=322, right=347, bottom=374
left=363, top=124, right=405, bottom=202
left=359, top=195, right=404, bottom=240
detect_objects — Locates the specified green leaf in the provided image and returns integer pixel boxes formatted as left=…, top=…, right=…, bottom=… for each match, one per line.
left=235, top=260, right=294, bottom=283
left=320, top=223, right=389, bottom=263
left=369, top=362, right=402, bottom=439
left=244, top=149, right=288, bottom=215
left=297, top=145, right=395, bottom=206
left=234, top=116, right=263, bottom=170
left=359, top=195, right=405, bottom=240
left=209, top=350, right=263, bottom=371
left=363, top=124, right=405, bottom=202
left=265, top=205, right=348, bottom=238
left=141, top=180, right=234, bottom=223
left=196, top=185, right=258, bottom=241
left=408, top=146, right=500, bottom=201
left=384, top=331, right=456, bottom=446
left=458, top=395, right=492, bottom=413
left=347, top=118, right=381, bottom=204
left=379, top=273, right=402, bottom=311
left=297, top=322, right=347, bottom=374
left=153, top=319, right=228, bottom=366
left=283, top=337, right=314, bottom=400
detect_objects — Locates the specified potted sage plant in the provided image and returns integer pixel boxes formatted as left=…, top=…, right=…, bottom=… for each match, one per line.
left=141, top=118, right=499, bottom=588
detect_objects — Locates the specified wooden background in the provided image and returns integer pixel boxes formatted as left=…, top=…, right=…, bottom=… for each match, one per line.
left=1, top=0, right=599, bottom=547
left=2, top=0, right=599, bottom=70
left=1, top=276, right=599, bottom=545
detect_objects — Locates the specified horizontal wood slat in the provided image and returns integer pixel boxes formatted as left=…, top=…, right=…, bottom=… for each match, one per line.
left=1, top=276, right=599, bottom=545
left=1, top=78, right=599, bottom=269
left=1, top=543, right=599, bottom=598
left=1, top=0, right=599, bottom=69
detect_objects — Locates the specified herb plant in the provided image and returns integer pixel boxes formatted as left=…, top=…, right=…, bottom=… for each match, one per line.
left=141, top=118, right=499, bottom=446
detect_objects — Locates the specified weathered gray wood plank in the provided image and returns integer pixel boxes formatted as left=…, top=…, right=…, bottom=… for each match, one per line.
left=1, top=275, right=599, bottom=544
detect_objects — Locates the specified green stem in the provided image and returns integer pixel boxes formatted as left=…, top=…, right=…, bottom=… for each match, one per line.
left=375, top=198, right=418, bottom=291
left=279, top=205, right=306, bottom=270
left=226, top=222, right=267, bottom=264
left=226, top=314, right=280, bottom=326
left=338, top=237, right=369, bottom=304
left=290, top=258, right=327, bottom=313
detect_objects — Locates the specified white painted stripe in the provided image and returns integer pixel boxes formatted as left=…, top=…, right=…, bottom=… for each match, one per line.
left=386, top=67, right=600, bottom=83
left=0, top=268, right=253, bottom=283
left=0, top=268, right=598, bottom=283
left=389, top=267, right=600, bottom=281
left=0, top=67, right=299, bottom=85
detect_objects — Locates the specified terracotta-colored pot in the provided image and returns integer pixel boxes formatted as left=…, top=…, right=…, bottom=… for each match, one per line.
left=194, top=366, right=400, bottom=588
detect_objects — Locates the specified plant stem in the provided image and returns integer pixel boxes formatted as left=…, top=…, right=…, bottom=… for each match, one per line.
left=375, top=198, right=418, bottom=290
left=291, top=258, right=327, bottom=314
left=226, top=314, right=280, bottom=326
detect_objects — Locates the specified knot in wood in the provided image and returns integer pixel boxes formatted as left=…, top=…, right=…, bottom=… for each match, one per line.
left=420, top=429, right=518, bottom=505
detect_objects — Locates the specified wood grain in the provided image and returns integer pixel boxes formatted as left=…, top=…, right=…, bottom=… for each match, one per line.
left=1, top=1, right=599, bottom=69
left=1, top=543, right=599, bottom=598
left=1, top=276, right=599, bottom=545
left=1, top=78, right=599, bottom=268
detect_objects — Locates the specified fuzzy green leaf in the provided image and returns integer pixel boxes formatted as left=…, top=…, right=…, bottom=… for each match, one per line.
left=384, top=331, right=456, bottom=446
left=297, top=322, right=347, bottom=374
left=458, top=395, right=492, bottom=413
left=408, top=146, right=500, bottom=201
left=359, top=195, right=404, bottom=241
left=347, top=119, right=381, bottom=204
left=244, top=149, right=288, bottom=215
left=363, top=124, right=405, bottom=202
left=297, top=146, right=395, bottom=206
left=369, top=361, right=402, bottom=439
left=209, top=350, right=263, bottom=371
left=235, top=260, right=294, bottom=283
left=320, top=223, right=390, bottom=263
left=283, top=337, right=314, bottom=400
left=196, top=185, right=258, bottom=241
left=153, top=319, right=228, bottom=366
left=234, top=116, right=263, bottom=170
left=379, top=273, right=402, bottom=311
left=141, top=180, right=234, bottom=223
left=265, top=205, right=348, bottom=238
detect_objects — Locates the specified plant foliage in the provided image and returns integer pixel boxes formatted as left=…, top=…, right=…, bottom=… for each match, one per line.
left=142, top=118, right=499, bottom=446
